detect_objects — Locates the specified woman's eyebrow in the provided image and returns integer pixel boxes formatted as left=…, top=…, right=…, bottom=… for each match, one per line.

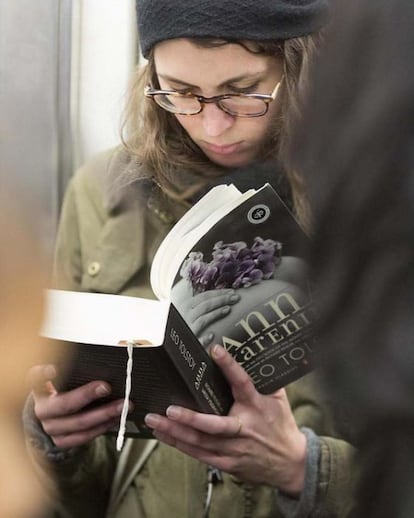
left=157, top=74, right=197, bottom=88
left=157, top=72, right=266, bottom=88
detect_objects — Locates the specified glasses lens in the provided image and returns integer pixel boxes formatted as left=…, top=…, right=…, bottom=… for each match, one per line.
left=153, top=94, right=201, bottom=115
left=218, top=96, right=268, bottom=117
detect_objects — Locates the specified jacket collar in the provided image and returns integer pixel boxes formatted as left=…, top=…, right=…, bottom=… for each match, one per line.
left=103, top=147, right=187, bottom=225
left=103, top=147, right=152, bottom=212
left=102, top=147, right=289, bottom=220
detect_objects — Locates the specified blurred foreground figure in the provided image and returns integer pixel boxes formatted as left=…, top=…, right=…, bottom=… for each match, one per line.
left=0, top=192, right=54, bottom=518
left=292, top=0, right=414, bottom=516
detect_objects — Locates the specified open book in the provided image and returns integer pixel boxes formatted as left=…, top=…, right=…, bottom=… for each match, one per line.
left=42, top=183, right=316, bottom=439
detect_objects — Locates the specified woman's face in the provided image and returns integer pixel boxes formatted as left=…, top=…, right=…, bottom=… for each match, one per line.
left=153, top=39, right=284, bottom=168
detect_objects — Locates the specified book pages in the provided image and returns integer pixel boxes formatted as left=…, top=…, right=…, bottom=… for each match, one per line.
left=41, top=290, right=170, bottom=346
left=151, top=184, right=257, bottom=300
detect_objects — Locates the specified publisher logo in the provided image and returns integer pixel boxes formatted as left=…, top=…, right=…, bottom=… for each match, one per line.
left=248, top=204, right=270, bottom=224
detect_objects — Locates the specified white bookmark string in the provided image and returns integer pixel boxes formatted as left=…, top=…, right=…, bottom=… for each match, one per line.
left=116, top=341, right=134, bottom=451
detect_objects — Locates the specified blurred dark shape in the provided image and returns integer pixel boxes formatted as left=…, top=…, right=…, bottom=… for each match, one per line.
left=290, top=0, right=414, bottom=516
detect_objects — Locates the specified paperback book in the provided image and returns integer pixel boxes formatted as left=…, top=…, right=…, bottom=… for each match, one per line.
left=42, top=183, right=316, bottom=439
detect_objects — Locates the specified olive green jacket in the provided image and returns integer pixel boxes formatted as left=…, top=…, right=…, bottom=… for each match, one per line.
left=41, top=149, right=356, bottom=518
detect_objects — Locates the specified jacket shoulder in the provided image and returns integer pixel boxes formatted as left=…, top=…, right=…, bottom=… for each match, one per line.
left=70, top=147, right=135, bottom=211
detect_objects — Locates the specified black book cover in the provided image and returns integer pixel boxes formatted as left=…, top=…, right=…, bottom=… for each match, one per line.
left=170, top=183, right=315, bottom=394
left=52, top=303, right=233, bottom=439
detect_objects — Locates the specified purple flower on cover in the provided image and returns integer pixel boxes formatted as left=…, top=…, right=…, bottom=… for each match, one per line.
left=180, top=237, right=283, bottom=293
left=180, top=252, right=215, bottom=293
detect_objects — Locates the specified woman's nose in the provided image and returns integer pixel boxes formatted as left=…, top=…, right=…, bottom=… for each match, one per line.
left=201, top=103, right=235, bottom=137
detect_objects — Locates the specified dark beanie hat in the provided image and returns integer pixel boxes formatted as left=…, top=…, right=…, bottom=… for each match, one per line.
left=136, top=0, right=328, bottom=57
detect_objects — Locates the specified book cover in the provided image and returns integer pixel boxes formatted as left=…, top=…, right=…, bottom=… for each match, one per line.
left=42, top=183, right=316, bottom=438
left=169, top=183, right=315, bottom=394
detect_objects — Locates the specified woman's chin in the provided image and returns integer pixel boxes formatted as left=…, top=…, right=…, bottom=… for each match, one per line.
left=203, top=148, right=254, bottom=168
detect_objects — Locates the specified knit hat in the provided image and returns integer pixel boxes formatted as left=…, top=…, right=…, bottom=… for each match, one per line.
left=136, top=0, right=328, bottom=57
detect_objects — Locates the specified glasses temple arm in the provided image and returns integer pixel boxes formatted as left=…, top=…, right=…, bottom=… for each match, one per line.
left=271, top=76, right=284, bottom=99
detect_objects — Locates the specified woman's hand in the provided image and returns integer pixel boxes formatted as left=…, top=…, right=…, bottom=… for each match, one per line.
left=28, top=364, right=128, bottom=449
left=144, top=345, right=307, bottom=496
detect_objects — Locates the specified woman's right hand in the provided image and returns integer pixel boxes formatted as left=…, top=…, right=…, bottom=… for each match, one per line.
left=28, top=364, right=127, bottom=449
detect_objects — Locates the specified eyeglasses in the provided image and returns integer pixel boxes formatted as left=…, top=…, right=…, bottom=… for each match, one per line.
left=144, top=78, right=283, bottom=118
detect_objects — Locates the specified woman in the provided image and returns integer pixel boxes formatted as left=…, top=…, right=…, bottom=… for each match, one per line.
left=25, top=1, right=355, bottom=517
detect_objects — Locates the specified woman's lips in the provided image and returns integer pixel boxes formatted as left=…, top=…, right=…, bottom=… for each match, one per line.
left=202, top=141, right=243, bottom=155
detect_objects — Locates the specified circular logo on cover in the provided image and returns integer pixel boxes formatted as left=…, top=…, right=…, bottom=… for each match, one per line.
left=247, top=204, right=270, bottom=224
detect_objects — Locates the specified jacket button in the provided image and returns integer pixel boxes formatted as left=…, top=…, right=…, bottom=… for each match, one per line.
left=87, top=261, right=101, bottom=277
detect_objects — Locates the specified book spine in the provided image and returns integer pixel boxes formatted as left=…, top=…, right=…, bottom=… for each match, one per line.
left=163, top=304, right=233, bottom=416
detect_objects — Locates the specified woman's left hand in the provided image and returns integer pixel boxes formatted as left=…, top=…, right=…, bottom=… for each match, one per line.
left=144, top=345, right=307, bottom=496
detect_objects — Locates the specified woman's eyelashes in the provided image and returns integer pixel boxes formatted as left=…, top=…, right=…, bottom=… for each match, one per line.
left=165, top=81, right=263, bottom=96
left=226, top=82, right=261, bottom=94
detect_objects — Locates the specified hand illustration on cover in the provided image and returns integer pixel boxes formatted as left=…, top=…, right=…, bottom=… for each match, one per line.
left=173, top=288, right=241, bottom=347
left=171, top=238, right=308, bottom=349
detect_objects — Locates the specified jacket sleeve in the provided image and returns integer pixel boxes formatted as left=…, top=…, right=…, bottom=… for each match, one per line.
left=276, top=374, right=356, bottom=518
left=23, top=395, right=119, bottom=518
left=48, top=437, right=119, bottom=518
left=313, top=435, right=356, bottom=517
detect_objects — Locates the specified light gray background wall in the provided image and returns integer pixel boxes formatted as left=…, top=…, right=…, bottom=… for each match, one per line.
left=0, top=0, right=73, bottom=253
left=0, top=0, right=137, bottom=255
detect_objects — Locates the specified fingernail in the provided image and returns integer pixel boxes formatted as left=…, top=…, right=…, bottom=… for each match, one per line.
left=230, top=294, right=240, bottom=303
left=211, top=344, right=225, bottom=359
left=221, top=306, right=230, bottom=315
left=96, top=384, right=110, bottom=397
left=145, top=413, right=161, bottom=427
left=166, top=405, right=181, bottom=419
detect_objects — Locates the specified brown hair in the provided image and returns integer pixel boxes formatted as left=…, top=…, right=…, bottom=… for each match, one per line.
left=121, top=35, right=319, bottom=224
